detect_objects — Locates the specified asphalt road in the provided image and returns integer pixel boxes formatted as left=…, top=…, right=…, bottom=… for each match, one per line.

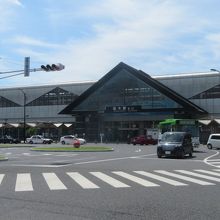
left=0, top=143, right=220, bottom=220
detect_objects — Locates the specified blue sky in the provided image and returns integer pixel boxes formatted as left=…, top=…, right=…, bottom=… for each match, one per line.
left=1, top=0, right=220, bottom=87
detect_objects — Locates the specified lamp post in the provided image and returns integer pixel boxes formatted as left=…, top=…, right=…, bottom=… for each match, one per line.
left=19, top=89, right=26, bottom=143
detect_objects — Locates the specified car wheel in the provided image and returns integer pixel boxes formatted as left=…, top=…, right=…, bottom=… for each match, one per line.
left=157, top=152, right=162, bottom=158
left=180, top=151, right=185, bottom=159
left=29, top=141, right=33, bottom=144
left=61, top=141, right=65, bottom=145
left=207, top=144, right=212, bottom=149
left=43, top=141, right=46, bottom=144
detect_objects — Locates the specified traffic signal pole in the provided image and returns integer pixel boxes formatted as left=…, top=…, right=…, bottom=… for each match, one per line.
left=0, top=57, right=65, bottom=79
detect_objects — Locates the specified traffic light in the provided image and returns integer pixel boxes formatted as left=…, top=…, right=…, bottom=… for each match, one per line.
left=41, top=63, right=65, bottom=71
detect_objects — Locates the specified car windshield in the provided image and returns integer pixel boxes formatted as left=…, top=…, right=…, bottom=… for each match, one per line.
left=161, top=133, right=183, bottom=142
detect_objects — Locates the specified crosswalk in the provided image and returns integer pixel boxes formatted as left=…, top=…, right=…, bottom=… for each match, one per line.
left=0, top=169, right=220, bottom=192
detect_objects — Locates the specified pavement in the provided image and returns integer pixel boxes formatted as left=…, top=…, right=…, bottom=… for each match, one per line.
left=0, top=143, right=219, bottom=220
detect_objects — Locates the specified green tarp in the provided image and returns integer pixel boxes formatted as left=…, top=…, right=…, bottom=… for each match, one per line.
left=159, top=119, right=177, bottom=126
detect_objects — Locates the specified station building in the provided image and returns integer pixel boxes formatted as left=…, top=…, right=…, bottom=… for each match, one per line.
left=0, top=62, right=219, bottom=142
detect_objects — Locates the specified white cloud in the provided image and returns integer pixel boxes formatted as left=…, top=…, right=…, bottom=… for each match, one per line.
left=12, top=36, right=61, bottom=48
left=7, top=0, right=23, bottom=6
left=3, top=0, right=220, bottom=87
left=0, top=0, right=22, bottom=32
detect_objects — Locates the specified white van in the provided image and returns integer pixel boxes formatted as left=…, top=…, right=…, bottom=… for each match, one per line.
left=207, top=134, right=220, bottom=149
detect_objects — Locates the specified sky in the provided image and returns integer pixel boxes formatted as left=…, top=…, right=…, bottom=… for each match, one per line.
left=0, top=0, right=220, bottom=88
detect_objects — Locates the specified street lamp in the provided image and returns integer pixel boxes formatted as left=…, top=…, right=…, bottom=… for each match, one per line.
left=19, top=89, right=26, bottom=143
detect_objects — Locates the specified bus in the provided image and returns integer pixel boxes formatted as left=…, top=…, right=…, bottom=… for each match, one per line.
left=158, top=119, right=200, bottom=147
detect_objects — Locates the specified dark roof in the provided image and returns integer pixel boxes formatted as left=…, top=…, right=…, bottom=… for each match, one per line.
left=59, top=62, right=207, bottom=115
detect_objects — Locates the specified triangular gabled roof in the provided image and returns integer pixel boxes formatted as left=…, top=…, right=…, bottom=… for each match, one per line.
left=59, top=62, right=207, bottom=115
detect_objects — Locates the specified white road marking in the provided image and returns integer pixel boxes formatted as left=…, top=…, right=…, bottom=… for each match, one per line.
left=23, top=153, right=31, bottom=155
left=112, top=171, right=159, bottom=187
left=155, top=170, right=215, bottom=185
left=5, top=152, right=11, bottom=155
left=15, top=173, right=33, bottom=192
left=7, top=164, right=71, bottom=168
left=67, top=172, right=99, bottom=189
left=203, top=150, right=220, bottom=168
left=74, top=154, right=157, bottom=165
left=0, top=174, right=5, bottom=184
left=90, top=172, right=130, bottom=188
left=134, top=171, right=188, bottom=186
left=208, top=161, right=220, bottom=164
left=175, top=170, right=220, bottom=182
left=43, top=173, right=67, bottom=190
left=194, top=169, right=220, bottom=177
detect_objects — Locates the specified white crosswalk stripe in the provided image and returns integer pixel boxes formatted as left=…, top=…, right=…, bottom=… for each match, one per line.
left=134, top=171, right=188, bottom=186
left=15, top=173, right=33, bottom=192
left=194, top=169, right=220, bottom=177
left=67, top=172, right=99, bottom=189
left=155, top=170, right=215, bottom=185
left=1, top=169, right=220, bottom=192
left=90, top=172, right=130, bottom=188
left=43, top=173, right=67, bottom=190
left=175, top=170, right=220, bottom=182
left=112, top=171, right=159, bottom=187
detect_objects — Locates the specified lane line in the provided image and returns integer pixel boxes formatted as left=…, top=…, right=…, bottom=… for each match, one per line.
left=15, top=173, right=33, bottom=192
left=43, top=173, right=67, bottom=190
left=67, top=172, right=99, bottom=189
left=74, top=154, right=157, bottom=165
left=155, top=170, right=215, bottom=185
left=112, top=171, right=159, bottom=187
left=90, top=172, right=130, bottom=188
left=134, top=171, right=188, bottom=186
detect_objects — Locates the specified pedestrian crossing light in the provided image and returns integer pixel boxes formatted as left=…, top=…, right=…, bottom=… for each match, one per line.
left=41, top=63, right=65, bottom=71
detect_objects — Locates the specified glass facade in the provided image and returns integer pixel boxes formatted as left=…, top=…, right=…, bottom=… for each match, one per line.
left=0, top=96, right=20, bottom=107
left=74, top=71, right=181, bottom=112
left=72, top=70, right=186, bottom=142
left=27, top=87, right=78, bottom=106
left=190, top=84, right=220, bottom=99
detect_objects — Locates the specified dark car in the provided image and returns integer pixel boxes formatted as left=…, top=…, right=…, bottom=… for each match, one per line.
left=131, top=135, right=157, bottom=145
left=157, top=132, right=193, bottom=159
left=0, top=135, right=20, bottom=144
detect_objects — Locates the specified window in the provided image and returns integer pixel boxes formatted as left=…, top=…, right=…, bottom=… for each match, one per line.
left=74, top=72, right=181, bottom=111
left=0, top=96, right=20, bottom=107
left=211, top=135, right=220, bottom=140
left=27, top=87, right=78, bottom=106
left=190, top=85, right=220, bottom=99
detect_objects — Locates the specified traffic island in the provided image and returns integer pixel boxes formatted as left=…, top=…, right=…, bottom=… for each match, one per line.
left=0, top=155, right=8, bottom=161
left=31, top=146, right=114, bottom=152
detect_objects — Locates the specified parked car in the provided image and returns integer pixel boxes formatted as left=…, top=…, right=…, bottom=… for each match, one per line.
left=0, top=135, right=20, bottom=144
left=26, top=135, right=53, bottom=144
left=207, top=134, right=220, bottom=149
left=60, top=135, right=86, bottom=145
left=131, top=135, right=157, bottom=145
left=157, top=132, right=193, bottom=159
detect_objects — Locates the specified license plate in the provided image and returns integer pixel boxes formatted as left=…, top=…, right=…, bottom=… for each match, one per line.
left=165, top=151, right=171, bottom=155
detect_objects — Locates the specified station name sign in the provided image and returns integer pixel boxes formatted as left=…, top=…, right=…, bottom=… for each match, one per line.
left=105, top=105, right=142, bottom=113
